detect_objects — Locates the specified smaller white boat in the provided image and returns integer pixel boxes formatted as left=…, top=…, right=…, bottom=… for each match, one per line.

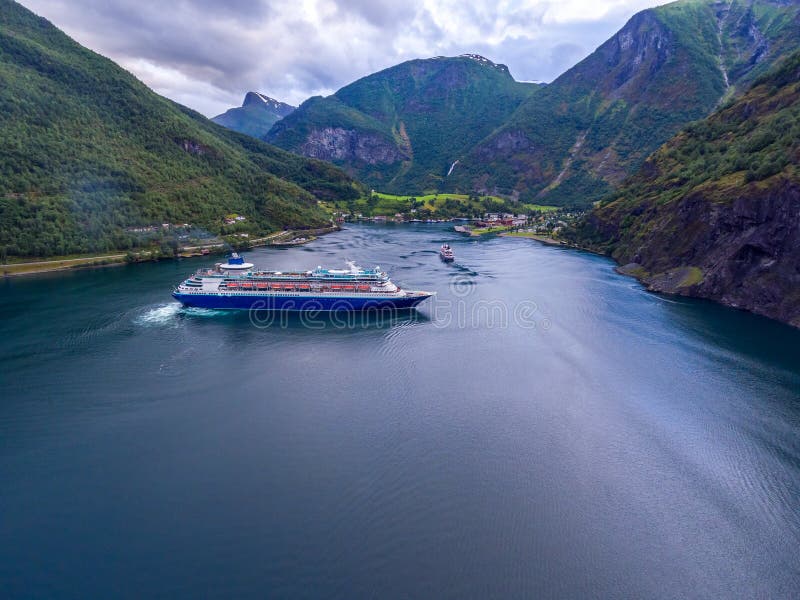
left=217, top=252, right=254, bottom=272
left=439, top=244, right=455, bottom=262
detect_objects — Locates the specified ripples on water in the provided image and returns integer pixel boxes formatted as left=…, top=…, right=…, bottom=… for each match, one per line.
left=0, top=223, right=799, bottom=599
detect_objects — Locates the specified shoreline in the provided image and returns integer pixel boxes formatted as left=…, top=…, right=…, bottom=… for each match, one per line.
left=2, top=254, right=129, bottom=278
left=500, top=232, right=562, bottom=244
left=2, top=225, right=340, bottom=278
left=499, top=231, right=605, bottom=255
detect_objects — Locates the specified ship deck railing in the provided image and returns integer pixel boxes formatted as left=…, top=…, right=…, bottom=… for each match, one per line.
left=216, top=285, right=400, bottom=294
left=249, top=273, right=386, bottom=281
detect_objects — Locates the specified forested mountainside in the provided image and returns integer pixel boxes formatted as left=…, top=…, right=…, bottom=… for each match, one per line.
left=265, top=54, right=538, bottom=194
left=0, top=0, right=360, bottom=258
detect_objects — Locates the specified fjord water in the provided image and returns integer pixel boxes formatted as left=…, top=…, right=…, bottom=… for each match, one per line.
left=1, top=224, right=799, bottom=599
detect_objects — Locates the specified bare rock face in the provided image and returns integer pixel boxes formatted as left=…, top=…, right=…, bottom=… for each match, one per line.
left=601, top=11, right=673, bottom=100
left=685, top=181, right=800, bottom=326
left=603, top=179, right=800, bottom=327
left=300, top=128, right=407, bottom=165
left=176, top=138, right=212, bottom=156
left=492, top=130, right=534, bottom=152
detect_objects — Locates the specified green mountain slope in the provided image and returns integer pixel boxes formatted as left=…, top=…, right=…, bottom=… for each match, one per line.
left=265, top=55, right=539, bottom=193
left=0, top=0, right=360, bottom=258
left=575, top=51, right=800, bottom=326
left=454, top=0, right=800, bottom=206
left=212, top=92, right=295, bottom=138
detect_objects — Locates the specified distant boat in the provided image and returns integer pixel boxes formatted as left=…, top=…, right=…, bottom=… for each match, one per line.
left=439, top=244, right=455, bottom=262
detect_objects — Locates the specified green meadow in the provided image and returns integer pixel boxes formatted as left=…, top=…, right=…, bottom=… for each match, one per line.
left=327, top=192, right=558, bottom=218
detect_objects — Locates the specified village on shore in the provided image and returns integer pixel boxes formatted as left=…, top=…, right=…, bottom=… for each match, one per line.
left=334, top=209, right=584, bottom=241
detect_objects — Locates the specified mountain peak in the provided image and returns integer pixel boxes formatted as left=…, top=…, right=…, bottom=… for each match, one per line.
left=459, top=53, right=510, bottom=74
left=213, top=93, right=295, bottom=138
left=242, top=92, right=291, bottom=110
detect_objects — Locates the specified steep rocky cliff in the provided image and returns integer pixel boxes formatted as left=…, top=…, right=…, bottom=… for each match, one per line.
left=457, top=0, right=800, bottom=205
left=576, top=51, right=800, bottom=326
left=299, top=127, right=409, bottom=165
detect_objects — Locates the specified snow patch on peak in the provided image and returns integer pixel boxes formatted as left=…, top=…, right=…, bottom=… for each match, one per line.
left=459, top=54, right=509, bottom=73
left=461, top=53, right=492, bottom=64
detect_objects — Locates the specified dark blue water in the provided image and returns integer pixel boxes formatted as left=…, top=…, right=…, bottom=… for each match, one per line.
left=1, top=223, right=799, bottom=598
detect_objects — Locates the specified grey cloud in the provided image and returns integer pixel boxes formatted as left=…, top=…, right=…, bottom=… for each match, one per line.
left=27, top=1, right=265, bottom=82
left=20, top=0, right=665, bottom=117
left=332, top=0, right=416, bottom=29
left=503, top=4, right=548, bottom=28
left=404, top=9, right=444, bottom=45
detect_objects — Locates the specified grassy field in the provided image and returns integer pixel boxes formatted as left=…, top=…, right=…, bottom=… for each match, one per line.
left=372, top=192, right=501, bottom=203
left=471, top=226, right=512, bottom=235
left=2, top=254, right=127, bottom=276
left=522, top=204, right=559, bottom=213
left=328, top=191, right=558, bottom=217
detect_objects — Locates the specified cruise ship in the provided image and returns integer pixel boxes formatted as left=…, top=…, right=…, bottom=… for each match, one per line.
left=173, top=254, right=435, bottom=311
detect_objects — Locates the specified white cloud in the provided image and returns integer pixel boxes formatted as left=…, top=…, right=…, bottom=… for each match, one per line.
left=19, top=0, right=667, bottom=118
left=541, top=0, right=659, bottom=24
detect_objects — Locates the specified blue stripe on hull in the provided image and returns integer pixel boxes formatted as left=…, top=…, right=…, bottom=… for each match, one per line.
left=173, top=292, right=430, bottom=311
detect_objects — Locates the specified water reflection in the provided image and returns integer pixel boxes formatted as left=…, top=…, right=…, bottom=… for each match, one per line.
left=246, top=307, right=431, bottom=331
left=2, top=223, right=800, bottom=599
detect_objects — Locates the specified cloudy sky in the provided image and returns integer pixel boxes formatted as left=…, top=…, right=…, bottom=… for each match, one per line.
left=21, top=0, right=666, bottom=117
